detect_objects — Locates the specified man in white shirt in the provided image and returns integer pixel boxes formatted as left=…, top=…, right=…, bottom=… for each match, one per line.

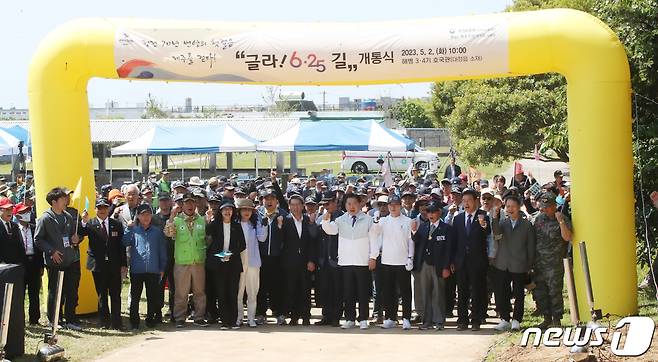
left=322, top=193, right=378, bottom=330
left=369, top=195, right=414, bottom=330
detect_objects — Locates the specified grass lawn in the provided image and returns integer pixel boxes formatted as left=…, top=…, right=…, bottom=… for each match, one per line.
left=485, top=264, right=658, bottom=361
left=15, top=280, right=172, bottom=362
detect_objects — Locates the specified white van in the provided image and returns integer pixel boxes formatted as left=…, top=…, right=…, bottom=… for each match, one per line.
left=340, top=146, right=440, bottom=174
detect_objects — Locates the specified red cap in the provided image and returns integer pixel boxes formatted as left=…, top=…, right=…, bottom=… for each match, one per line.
left=0, top=198, right=14, bottom=209
left=12, top=202, right=30, bottom=215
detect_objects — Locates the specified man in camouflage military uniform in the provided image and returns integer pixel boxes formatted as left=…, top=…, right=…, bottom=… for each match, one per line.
left=531, top=192, right=573, bottom=329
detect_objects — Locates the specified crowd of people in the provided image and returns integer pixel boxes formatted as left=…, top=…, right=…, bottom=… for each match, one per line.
left=0, top=158, right=577, bottom=333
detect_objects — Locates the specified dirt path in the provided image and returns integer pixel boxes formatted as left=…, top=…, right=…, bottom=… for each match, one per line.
left=96, top=312, right=499, bottom=362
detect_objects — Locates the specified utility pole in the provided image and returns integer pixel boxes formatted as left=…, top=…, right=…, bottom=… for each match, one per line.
left=322, top=91, right=326, bottom=111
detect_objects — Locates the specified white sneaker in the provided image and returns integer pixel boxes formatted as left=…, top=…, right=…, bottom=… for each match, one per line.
left=341, top=320, right=356, bottom=329
left=494, top=320, right=511, bottom=332
left=248, top=320, right=257, bottom=328
left=359, top=320, right=369, bottom=330
left=511, top=319, right=521, bottom=331
left=381, top=319, right=395, bottom=329
left=402, top=319, right=411, bottom=330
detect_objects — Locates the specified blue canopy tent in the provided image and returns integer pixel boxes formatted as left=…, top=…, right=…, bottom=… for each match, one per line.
left=111, top=124, right=260, bottom=180
left=111, top=124, right=259, bottom=155
left=2, top=125, right=30, bottom=146
left=256, top=120, right=414, bottom=152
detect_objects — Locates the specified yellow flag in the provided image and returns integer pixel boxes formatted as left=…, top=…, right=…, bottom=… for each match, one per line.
left=71, top=176, right=83, bottom=204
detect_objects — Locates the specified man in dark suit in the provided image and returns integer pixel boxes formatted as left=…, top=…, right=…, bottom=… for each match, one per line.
left=443, top=157, right=462, bottom=180
left=412, top=200, right=454, bottom=330
left=315, top=191, right=344, bottom=327
left=281, top=194, right=317, bottom=326
left=80, top=199, right=127, bottom=329
left=0, top=198, right=24, bottom=265
left=451, top=188, right=491, bottom=331
left=14, top=202, right=43, bottom=325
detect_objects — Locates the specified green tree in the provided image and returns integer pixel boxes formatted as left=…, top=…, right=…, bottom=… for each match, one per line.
left=141, top=93, right=168, bottom=119
left=437, top=74, right=568, bottom=165
left=387, top=98, right=433, bottom=128
left=432, top=0, right=657, bottom=267
left=262, top=86, right=295, bottom=117
left=593, top=0, right=658, bottom=267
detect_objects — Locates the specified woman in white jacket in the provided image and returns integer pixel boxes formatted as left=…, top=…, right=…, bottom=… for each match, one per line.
left=236, top=198, right=268, bottom=327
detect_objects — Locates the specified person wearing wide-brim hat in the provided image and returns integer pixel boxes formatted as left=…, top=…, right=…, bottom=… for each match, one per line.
left=205, top=200, right=246, bottom=329
left=235, top=198, right=267, bottom=328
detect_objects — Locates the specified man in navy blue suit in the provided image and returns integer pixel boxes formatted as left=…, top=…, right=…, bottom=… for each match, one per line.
left=451, top=188, right=491, bottom=331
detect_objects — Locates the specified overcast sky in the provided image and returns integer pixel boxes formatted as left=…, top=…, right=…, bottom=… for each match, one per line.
left=1, top=0, right=511, bottom=109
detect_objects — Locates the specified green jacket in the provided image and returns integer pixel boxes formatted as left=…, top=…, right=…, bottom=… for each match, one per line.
left=172, top=215, right=206, bottom=265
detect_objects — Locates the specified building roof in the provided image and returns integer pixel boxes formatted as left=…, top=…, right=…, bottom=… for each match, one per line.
left=0, top=118, right=301, bottom=144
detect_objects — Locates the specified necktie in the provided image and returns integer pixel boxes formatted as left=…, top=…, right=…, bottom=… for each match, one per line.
left=23, top=227, right=29, bottom=250
left=352, top=215, right=357, bottom=227
left=101, top=219, right=108, bottom=239
left=429, top=223, right=436, bottom=240
left=466, top=214, right=472, bottom=236
left=5, top=222, right=11, bottom=235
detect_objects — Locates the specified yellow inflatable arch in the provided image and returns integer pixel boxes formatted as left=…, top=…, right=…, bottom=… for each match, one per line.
left=29, top=9, right=635, bottom=317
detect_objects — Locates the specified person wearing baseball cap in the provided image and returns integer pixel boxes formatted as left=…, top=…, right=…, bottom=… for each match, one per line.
left=444, top=186, right=464, bottom=225
left=315, top=190, right=344, bottom=327
left=0, top=197, right=21, bottom=264
left=157, top=170, right=172, bottom=195
left=401, top=191, right=416, bottom=217
left=369, top=193, right=415, bottom=330
left=171, top=181, right=188, bottom=197
left=304, top=196, right=319, bottom=221
left=13, top=201, right=43, bottom=325
left=412, top=199, right=453, bottom=330
left=150, top=191, right=175, bottom=322
left=79, top=198, right=127, bottom=330
left=531, top=191, right=572, bottom=329
left=123, top=203, right=168, bottom=330
left=164, top=190, right=209, bottom=328
left=35, top=187, right=83, bottom=330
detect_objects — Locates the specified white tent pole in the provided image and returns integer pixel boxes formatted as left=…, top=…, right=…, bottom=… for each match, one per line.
left=182, top=155, right=185, bottom=181
left=131, top=154, right=134, bottom=181
left=199, top=153, right=202, bottom=178
left=255, top=151, right=259, bottom=177
left=110, top=150, right=113, bottom=184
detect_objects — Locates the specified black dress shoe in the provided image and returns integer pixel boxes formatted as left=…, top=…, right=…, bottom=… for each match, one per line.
left=456, top=324, right=468, bottom=331
left=331, top=320, right=341, bottom=327
left=315, top=319, right=329, bottom=326
left=289, top=319, right=298, bottom=326
left=471, top=324, right=481, bottom=331
left=302, top=319, right=310, bottom=326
